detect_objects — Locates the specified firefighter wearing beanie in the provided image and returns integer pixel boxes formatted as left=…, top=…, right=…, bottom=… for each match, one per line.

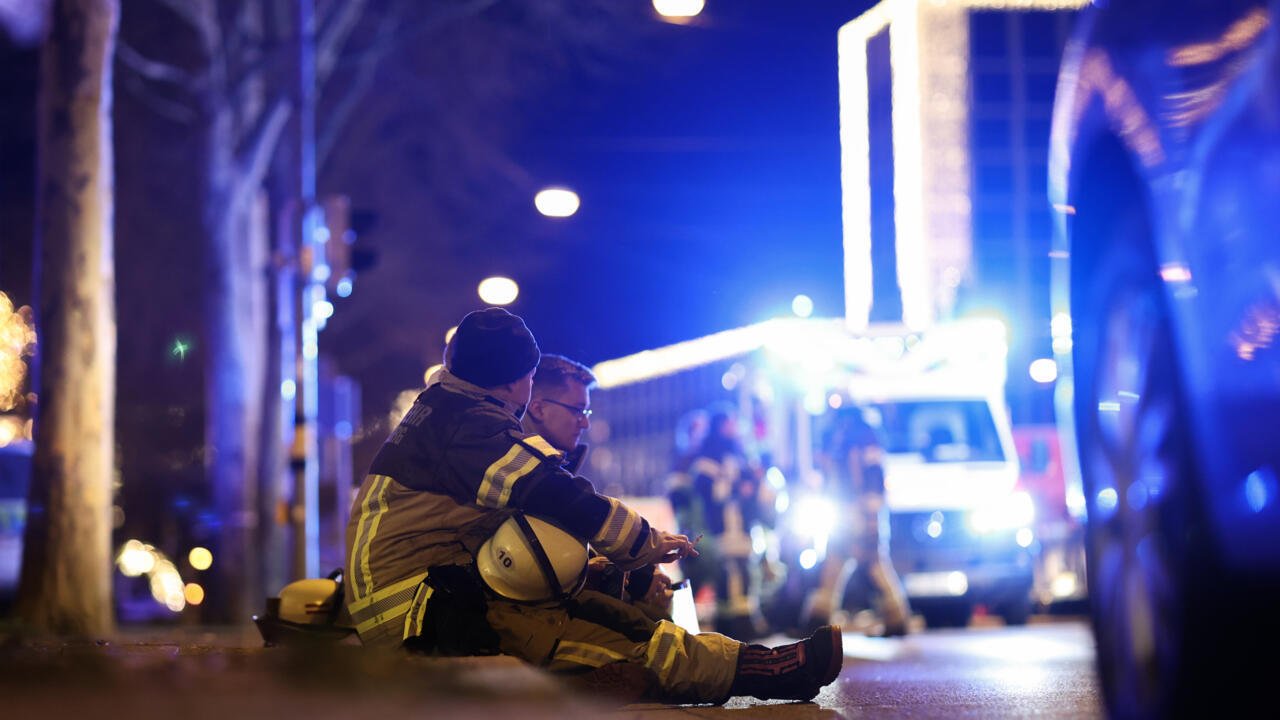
left=345, top=308, right=843, bottom=704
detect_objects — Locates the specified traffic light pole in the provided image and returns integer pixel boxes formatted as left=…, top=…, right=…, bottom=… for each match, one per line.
left=291, top=0, right=320, bottom=581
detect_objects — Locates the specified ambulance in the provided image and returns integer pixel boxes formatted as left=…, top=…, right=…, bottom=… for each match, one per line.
left=585, top=317, right=1035, bottom=628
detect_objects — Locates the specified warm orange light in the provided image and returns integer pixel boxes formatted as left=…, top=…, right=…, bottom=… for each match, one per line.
left=0, top=291, right=37, bottom=412
left=183, top=583, right=205, bottom=606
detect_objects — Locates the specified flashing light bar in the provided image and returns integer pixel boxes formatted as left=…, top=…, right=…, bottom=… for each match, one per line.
left=593, top=318, right=836, bottom=389
left=592, top=317, right=1008, bottom=390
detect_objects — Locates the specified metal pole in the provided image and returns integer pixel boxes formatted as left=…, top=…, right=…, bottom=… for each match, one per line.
left=291, top=0, right=320, bottom=580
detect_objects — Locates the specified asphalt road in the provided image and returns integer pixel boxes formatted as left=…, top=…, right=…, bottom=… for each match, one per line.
left=1, top=618, right=1101, bottom=719
left=626, top=619, right=1102, bottom=719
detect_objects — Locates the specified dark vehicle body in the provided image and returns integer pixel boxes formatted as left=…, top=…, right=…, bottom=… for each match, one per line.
left=1050, top=0, right=1280, bottom=715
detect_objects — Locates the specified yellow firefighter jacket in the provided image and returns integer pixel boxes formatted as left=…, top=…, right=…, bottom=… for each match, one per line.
left=345, top=370, right=670, bottom=649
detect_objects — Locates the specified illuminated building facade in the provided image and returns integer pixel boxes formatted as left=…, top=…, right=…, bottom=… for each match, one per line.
left=838, top=0, right=1084, bottom=421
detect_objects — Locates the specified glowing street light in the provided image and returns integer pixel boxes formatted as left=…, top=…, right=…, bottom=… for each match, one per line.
left=653, top=0, right=704, bottom=19
left=478, top=276, right=519, bottom=306
left=1029, top=358, right=1058, bottom=384
left=791, top=294, right=814, bottom=318
left=534, top=187, right=580, bottom=218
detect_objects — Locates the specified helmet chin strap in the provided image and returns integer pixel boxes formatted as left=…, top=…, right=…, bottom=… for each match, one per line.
left=513, top=513, right=564, bottom=600
left=512, top=513, right=582, bottom=602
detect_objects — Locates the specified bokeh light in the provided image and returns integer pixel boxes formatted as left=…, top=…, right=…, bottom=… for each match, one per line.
left=170, top=336, right=192, bottom=362
left=0, top=291, right=36, bottom=413
left=791, top=294, right=814, bottom=318
left=117, top=539, right=156, bottom=577
left=1029, top=358, right=1058, bottom=384
left=424, top=363, right=443, bottom=385
left=653, top=0, right=704, bottom=19
left=478, top=276, right=519, bottom=305
left=188, top=546, right=213, bottom=571
left=533, top=187, right=580, bottom=218
left=184, top=583, right=205, bottom=606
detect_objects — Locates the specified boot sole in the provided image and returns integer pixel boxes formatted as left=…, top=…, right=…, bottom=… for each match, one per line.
left=818, top=626, right=844, bottom=687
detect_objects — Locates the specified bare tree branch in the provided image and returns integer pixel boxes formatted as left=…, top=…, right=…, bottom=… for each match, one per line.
left=329, top=0, right=500, bottom=75
left=315, top=0, right=369, bottom=85
left=314, top=0, right=505, bottom=168
left=116, top=40, right=194, bottom=87
left=119, top=70, right=197, bottom=124
left=317, top=0, right=404, bottom=168
left=232, top=97, right=292, bottom=217
left=150, top=0, right=205, bottom=36
left=192, top=0, right=226, bottom=91
left=222, top=0, right=259, bottom=75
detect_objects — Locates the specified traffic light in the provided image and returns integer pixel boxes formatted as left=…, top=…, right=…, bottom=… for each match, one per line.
left=320, top=195, right=378, bottom=298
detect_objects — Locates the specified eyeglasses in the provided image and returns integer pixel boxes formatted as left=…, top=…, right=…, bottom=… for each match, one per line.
left=541, top=398, right=592, bottom=418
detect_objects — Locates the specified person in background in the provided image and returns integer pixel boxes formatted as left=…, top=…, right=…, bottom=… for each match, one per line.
left=806, top=405, right=911, bottom=637
left=523, top=353, right=674, bottom=620
left=346, top=308, right=843, bottom=704
left=675, top=407, right=771, bottom=641
left=666, top=407, right=711, bottom=618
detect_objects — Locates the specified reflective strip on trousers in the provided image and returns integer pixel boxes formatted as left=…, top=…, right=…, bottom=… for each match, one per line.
left=402, top=581, right=435, bottom=640
left=644, top=620, right=687, bottom=686
left=350, top=475, right=393, bottom=598
left=348, top=571, right=427, bottom=638
left=553, top=640, right=628, bottom=669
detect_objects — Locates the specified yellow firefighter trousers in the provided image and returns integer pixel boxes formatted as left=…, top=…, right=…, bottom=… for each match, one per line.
left=485, top=589, right=740, bottom=704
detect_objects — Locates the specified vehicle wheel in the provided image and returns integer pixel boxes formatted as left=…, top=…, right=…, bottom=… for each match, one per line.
left=1072, top=214, right=1205, bottom=718
left=917, top=600, right=971, bottom=629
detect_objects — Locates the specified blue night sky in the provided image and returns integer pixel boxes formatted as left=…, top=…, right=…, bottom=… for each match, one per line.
left=504, top=1, right=873, bottom=365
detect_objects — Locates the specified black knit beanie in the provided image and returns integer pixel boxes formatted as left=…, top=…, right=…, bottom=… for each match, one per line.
left=445, top=308, right=541, bottom=388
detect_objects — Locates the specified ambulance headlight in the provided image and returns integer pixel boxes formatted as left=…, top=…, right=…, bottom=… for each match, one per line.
left=968, top=491, right=1035, bottom=534
left=789, top=495, right=837, bottom=539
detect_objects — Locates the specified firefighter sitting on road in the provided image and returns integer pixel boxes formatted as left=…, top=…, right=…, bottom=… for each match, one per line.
left=521, top=352, right=675, bottom=622
left=344, top=308, right=843, bottom=704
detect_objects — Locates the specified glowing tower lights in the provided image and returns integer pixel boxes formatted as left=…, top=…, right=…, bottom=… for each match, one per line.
left=837, top=0, right=1090, bottom=330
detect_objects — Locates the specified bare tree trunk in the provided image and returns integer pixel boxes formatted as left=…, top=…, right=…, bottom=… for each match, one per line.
left=18, top=0, right=119, bottom=637
left=202, top=103, right=270, bottom=623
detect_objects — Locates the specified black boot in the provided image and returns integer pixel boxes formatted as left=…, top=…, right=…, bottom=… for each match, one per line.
left=728, top=625, right=844, bottom=701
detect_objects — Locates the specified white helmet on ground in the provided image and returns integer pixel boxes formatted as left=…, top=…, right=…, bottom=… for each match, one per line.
left=477, top=514, right=588, bottom=603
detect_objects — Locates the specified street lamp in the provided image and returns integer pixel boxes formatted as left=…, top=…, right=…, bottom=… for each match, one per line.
left=653, top=0, right=705, bottom=19
left=791, top=294, right=814, bottom=318
left=478, top=276, right=519, bottom=305
left=534, top=187, right=580, bottom=218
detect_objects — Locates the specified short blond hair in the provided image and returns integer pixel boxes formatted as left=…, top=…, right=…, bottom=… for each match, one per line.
left=533, top=354, right=596, bottom=396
